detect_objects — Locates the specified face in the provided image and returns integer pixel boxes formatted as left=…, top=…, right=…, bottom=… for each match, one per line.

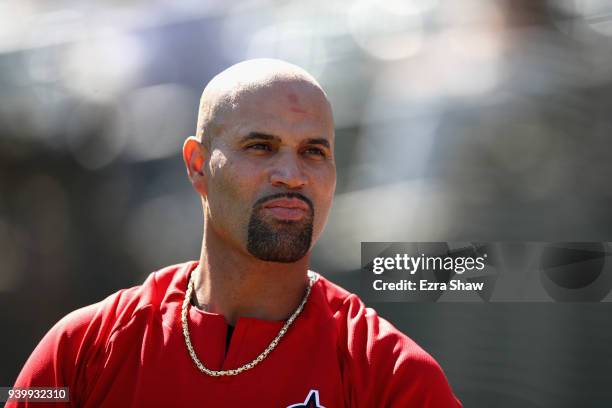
left=192, top=80, right=336, bottom=263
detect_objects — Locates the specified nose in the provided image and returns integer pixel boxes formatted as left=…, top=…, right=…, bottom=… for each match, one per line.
left=269, top=152, right=308, bottom=190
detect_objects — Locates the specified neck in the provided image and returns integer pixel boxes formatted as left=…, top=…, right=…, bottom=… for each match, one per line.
left=192, top=222, right=312, bottom=326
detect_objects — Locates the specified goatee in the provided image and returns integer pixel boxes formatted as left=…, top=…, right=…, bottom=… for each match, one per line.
left=246, top=193, right=314, bottom=263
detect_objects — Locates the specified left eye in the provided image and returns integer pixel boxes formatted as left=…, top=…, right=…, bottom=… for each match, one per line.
left=304, top=147, right=325, bottom=157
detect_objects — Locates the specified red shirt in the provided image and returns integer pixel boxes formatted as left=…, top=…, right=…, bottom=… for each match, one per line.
left=9, top=261, right=462, bottom=407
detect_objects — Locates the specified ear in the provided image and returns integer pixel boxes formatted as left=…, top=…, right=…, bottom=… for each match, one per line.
left=182, top=136, right=208, bottom=196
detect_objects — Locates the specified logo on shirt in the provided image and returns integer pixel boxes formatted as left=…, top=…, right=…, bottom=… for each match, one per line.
left=287, top=390, right=325, bottom=408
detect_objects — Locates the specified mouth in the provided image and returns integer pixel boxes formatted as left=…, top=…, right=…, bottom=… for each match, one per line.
left=261, top=198, right=311, bottom=221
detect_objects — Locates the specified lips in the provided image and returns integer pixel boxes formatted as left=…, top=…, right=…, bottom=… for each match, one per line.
left=261, top=198, right=310, bottom=221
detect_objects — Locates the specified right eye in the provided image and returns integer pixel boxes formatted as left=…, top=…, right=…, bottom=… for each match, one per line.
left=246, top=143, right=272, bottom=151
left=248, top=143, right=270, bottom=150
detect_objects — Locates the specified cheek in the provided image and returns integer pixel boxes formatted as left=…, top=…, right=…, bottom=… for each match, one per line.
left=209, top=150, right=246, bottom=198
left=316, top=167, right=336, bottom=205
left=312, top=170, right=336, bottom=230
left=207, top=153, right=259, bottom=231
left=208, top=149, right=227, bottom=176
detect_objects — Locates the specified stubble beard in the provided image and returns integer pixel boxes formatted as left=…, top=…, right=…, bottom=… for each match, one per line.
left=246, top=198, right=314, bottom=263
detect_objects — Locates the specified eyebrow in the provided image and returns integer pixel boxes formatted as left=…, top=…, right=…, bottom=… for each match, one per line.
left=304, top=138, right=331, bottom=149
left=240, top=132, right=280, bottom=143
left=240, top=133, right=331, bottom=149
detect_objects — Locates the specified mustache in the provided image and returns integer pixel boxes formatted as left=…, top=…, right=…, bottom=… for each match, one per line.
left=253, top=192, right=314, bottom=213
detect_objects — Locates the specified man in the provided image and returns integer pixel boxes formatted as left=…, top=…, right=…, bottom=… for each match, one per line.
left=9, top=59, right=462, bottom=407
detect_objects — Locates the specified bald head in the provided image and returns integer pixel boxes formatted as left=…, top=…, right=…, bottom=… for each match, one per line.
left=183, top=58, right=336, bottom=265
left=195, top=59, right=332, bottom=146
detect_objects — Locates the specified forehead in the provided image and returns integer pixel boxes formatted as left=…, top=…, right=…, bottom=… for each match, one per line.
left=219, top=80, right=334, bottom=144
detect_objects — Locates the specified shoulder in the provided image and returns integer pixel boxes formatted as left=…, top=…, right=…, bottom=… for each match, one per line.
left=43, top=262, right=190, bottom=356
left=12, top=262, right=192, bottom=396
left=313, top=274, right=461, bottom=407
left=314, top=274, right=430, bottom=362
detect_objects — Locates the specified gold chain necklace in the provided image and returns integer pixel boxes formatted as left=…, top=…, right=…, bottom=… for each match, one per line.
left=181, top=269, right=317, bottom=376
